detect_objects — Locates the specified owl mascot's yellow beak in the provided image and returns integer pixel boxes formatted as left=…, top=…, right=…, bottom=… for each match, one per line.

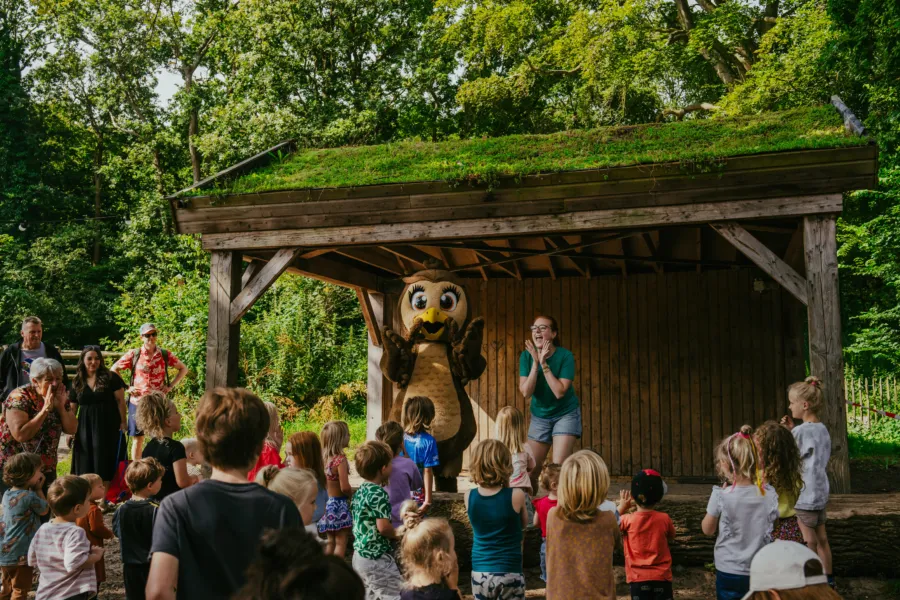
left=416, top=307, right=450, bottom=341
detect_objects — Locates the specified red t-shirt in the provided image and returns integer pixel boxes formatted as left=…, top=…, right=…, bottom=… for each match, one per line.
left=247, top=442, right=285, bottom=481
left=620, top=510, right=676, bottom=582
left=532, top=494, right=558, bottom=538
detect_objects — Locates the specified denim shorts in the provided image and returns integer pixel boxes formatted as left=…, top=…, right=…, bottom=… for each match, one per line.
left=715, top=571, right=750, bottom=600
left=527, top=407, right=582, bottom=444
left=127, top=401, right=143, bottom=437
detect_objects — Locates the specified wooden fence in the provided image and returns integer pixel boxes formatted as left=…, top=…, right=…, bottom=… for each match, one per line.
left=845, top=374, right=900, bottom=429
left=59, top=350, right=124, bottom=375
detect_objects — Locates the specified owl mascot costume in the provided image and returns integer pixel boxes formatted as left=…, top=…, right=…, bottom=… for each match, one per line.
left=381, top=263, right=485, bottom=492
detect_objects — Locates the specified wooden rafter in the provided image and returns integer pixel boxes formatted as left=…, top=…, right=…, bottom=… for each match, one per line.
left=546, top=236, right=588, bottom=278
left=337, top=247, right=403, bottom=275
left=710, top=222, right=808, bottom=305
left=439, top=248, right=453, bottom=269
left=380, top=245, right=439, bottom=268
left=241, top=260, right=262, bottom=287
left=231, top=247, right=303, bottom=324
left=469, top=249, right=488, bottom=280
left=642, top=233, right=662, bottom=274
left=618, top=239, right=628, bottom=277
left=356, top=288, right=383, bottom=347
left=473, top=245, right=522, bottom=280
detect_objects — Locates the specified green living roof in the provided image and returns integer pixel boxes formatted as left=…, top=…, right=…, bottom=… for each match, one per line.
left=212, top=106, right=867, bottom=196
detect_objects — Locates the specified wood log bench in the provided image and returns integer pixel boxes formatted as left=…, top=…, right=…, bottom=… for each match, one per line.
left=428, top=491, right=900, bottom=577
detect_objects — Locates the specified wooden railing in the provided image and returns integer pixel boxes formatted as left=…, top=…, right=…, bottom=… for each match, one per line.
left=845, top=374, right=900, bottom=428
left=1, top=346, right=124, bottom=376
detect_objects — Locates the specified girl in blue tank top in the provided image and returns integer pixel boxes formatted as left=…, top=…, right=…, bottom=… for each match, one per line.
left=465, top=440, right=528, bottom=600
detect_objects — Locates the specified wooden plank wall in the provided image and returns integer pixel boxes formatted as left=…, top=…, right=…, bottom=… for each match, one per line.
left=382, top=268, right=805, bottom=478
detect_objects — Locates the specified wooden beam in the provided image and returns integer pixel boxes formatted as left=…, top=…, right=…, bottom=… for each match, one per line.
left=804, top=214, right=850, bottom=493
left=290, top=256, right=381, bottom=290
left=711, top=222, right=808, bottom=305
left=357, top=288, right=383, bottom=347
left=546, top=236, right=588, bottom=278
left=469, top=250, right=488, bottom=280
left=783, top=226, right=805, bottom=276
left=503, top=240, right=523, bottom=280
left=207, top=251, right=242, bottom=390
left=365, top=292, right=392, bottom=441
left=740, top=223, right=798, bottom=234
left=337, top=247, right=403, bottom=275
left=439, top=248, right=453, bottom=269
left=473, top=248, right=521, bottom=279
left=831, top=95, right=866, bottom=136
left=642, top=233, right=662, bottom=274
left=241, top=260, right=262, bottom=288
left=380, top=245, right=435, bottom=268
left=300, top=248, right=334, bottom=259
left=202, top=194, right=844, bottom=250
left=617, top=239, right=628, bottom=277
left=230, top=248, right=303, bottom=324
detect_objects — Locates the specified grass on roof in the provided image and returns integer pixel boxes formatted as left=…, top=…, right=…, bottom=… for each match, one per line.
left=213, top=106, right=866, bottom=196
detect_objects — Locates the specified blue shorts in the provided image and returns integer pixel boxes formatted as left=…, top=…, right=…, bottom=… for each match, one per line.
left=527, top=408, right=582, bottom=444
left=715, top=571, right=750, bottom=600
left=127, top=401, right=143, bottom=437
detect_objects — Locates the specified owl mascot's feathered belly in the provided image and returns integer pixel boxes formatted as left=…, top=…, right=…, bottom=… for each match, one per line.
left=380, top=266, right=486, bottom=492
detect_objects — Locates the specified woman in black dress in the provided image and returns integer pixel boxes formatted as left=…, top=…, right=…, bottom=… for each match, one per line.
left=71, top=346, right=127, bottom=491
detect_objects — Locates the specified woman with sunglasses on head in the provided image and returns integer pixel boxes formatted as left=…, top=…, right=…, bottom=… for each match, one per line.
left=71, top=346, right=128, bottom=507
left=111, top=323, right=188, bottom=460
left=519, top=315, right=582, bottom=495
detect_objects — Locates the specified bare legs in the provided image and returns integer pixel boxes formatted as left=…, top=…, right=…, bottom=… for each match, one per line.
left=527, top=435, right=577, bottom=495
left=800, top=522, right=833, bottom=575
left=132, top=435, right=144, bottom=460
left=324, top=529, right=350, bottom=559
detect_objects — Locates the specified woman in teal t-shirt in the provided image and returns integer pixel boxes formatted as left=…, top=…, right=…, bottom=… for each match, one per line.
left=518, top=315, right=582, bottom=492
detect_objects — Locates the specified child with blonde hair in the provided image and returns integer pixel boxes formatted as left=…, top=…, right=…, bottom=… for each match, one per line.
left=496, top=406, right=536, bottom=523
left=465, top=439, right=527, bottom=600
left=781, top=376, right=833, bottom=587
left=181, top=437, right=211, bottom=480
left=75, top=473, right=114, bottom=589
left=531, top=463, right=560, bottom=583
left=255, top=465, right=319, bottom=527
left=398, top=500, right=460, bottom=600
left=401, top=396, right=439, bottom=513
left=546, top=450, right=618, bottom=599
left=136, top=391, right=196, bottom=501
left=756, top=420, right=805, bottom=544
left=319, top=420, right=352, bottom=558
left=248, top=401, right=285, bottom=481
left=702, top=425, right=779, bottom=600
left=288, top=431, right=329, bottom=535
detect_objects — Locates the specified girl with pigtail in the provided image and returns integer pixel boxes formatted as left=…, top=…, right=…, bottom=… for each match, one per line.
left=702, top=425, right=779, bottom=600
left=397, top=500, right=461, bottom=600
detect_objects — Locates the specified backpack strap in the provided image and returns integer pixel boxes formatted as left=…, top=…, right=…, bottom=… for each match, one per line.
left=161, top=349, right=170, bottom=387
left=130, top=348, right=141, bottom=387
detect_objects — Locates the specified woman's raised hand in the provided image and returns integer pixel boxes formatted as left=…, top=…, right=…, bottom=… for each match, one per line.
left=537, top=340, right=553, bottom=366
left=525, top=340, right=539, bottom=363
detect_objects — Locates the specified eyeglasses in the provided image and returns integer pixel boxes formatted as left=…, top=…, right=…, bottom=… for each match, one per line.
left=143, top=332, right=158, bottom=338
left=530, top=325, right=552, bottom=332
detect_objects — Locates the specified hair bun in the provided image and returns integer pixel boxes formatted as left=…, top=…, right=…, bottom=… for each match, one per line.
left=740, top=424, right=753, bottom=436
left=805, top=376, right=822, bottom=388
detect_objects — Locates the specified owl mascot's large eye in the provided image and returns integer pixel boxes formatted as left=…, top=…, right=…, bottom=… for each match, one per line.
left=440, top=288, right=458, bottom=311
left=410, top=288, right=428, bottom=310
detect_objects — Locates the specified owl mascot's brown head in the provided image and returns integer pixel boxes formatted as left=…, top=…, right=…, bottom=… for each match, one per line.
left=398, top=265, right=470, bottom=342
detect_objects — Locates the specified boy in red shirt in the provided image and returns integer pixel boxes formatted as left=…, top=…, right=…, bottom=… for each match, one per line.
left=617, top=469, right=676, bottom=600
left=530, top=463, right=561, bottom=583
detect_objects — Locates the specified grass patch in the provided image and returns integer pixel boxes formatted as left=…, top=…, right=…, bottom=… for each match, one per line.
left=849, top=432, right=900, bottom=468
left=283, top=414, right=367, bottom=460
left=191, top=106, right=866, bottom=196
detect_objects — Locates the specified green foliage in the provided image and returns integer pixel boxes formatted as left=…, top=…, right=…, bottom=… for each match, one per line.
left=213, top=106, right=861, bottom=195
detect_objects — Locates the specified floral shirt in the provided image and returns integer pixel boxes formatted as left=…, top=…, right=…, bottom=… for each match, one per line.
left=352, top=482, right=392, bottom=559
left=0, top=489, right=49, bottom=566
left=113, top=348, right=183, bottom=404
left=0, top=385, right=67, bottom=475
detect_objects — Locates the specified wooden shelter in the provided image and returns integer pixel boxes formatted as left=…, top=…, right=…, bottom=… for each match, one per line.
left=168, top=102, right=877, bottom=492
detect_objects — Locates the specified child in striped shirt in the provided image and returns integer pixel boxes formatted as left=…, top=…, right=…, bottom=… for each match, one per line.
left=28, top=475, right=104, bottom=600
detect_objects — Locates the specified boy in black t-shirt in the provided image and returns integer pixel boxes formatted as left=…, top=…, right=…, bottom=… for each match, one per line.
left=113, top=457, right=164, bottom=600
left=147, top=387, right=302, bottom=600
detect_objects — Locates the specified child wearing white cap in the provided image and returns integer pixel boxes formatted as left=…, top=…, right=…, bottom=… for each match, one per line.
left=742, top=541, right=841, bottom=599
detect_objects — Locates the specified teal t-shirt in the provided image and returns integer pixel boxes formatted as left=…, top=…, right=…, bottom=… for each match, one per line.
left=518, top=346, right=579, bottom=419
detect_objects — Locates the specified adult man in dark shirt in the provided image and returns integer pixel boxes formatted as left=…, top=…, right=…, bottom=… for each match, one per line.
left=0, top=316, right=69, bottom=402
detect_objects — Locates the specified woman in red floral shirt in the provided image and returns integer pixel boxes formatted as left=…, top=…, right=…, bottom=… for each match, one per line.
left=0, top=358, right=78, bottom=494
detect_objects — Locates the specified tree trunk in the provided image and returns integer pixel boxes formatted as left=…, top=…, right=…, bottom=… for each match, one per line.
left=184, top=70, right=202, bottom=183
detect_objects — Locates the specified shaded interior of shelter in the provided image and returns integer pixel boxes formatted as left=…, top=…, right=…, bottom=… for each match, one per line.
left=241, top=223, right=807, bottom=480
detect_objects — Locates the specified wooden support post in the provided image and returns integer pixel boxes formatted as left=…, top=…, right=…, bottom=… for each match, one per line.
left=366, top=292, right=393, bottom=441
left=241, top=260, right=262, bottom=287
left=804, top=214, right=850, bottom=493
left=357, top=288, right=383, bottom=347
left=207, top=251, right=242, bottom=390
left=711, top=222, right=809, bottom=305
left=230, top=247, right=303, bottom=324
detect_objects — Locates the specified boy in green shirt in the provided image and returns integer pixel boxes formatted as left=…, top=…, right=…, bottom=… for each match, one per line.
left=351, top=440, right=402, bottom=599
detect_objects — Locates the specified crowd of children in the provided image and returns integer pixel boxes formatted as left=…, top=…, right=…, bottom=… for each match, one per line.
left=0, top=373, right=841, bottom=600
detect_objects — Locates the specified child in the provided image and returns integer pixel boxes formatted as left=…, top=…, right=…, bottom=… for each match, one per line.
left=351, top=440, right=403, bottom=599
left=377, top=420, right=425, bottom=527
left=702, top=425, right=779, bottom=600
left=781, top=376, right=833, bottom=586
left=756, top=420, right=805, bottom=544
left=237, top=526, right=365, bottom=600
left=255, top=465, right=319, bottom=526
left=318, top=420, right=353, bottom=558
left=531, top=462, right=560, bottom=583
left=28, top=475, right=104, bottom=600
left=546, top=450, right=618, bottom=599
left=147, top=387, right=302, bottom=599
left=464, top=439, right=528, bottom=600
left=181, top=438, right=212, bottom=480
left=398, top=500, right=461, bottom=600
left=288, top=431, right=328, bottom=536
left=136, top=391, right=195, bottom=501
left=743, top=541, right=842, bottom=600
left=113, top=457, right=164, bottom=600
left=401, top=396, right=439, bottom=513
left=0, top=452, right=49, bottom=600
left=247, top=401, right=285, bottom=481
left=617, top=469, right=677, bottom=600
left=76, top=473, right=115, bottom=590
left=496, top=406, right=535, bottom=524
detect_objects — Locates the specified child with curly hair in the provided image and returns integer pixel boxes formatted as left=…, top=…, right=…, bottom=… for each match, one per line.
left=136, top=391, right=196, bottom=501
left=702, top=425, right=779, bottom=600
left=756, top=420, right=805, bottom=544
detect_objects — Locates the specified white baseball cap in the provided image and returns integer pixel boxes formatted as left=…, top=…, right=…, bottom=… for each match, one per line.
left=742, top=541, right=829, bottom=599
